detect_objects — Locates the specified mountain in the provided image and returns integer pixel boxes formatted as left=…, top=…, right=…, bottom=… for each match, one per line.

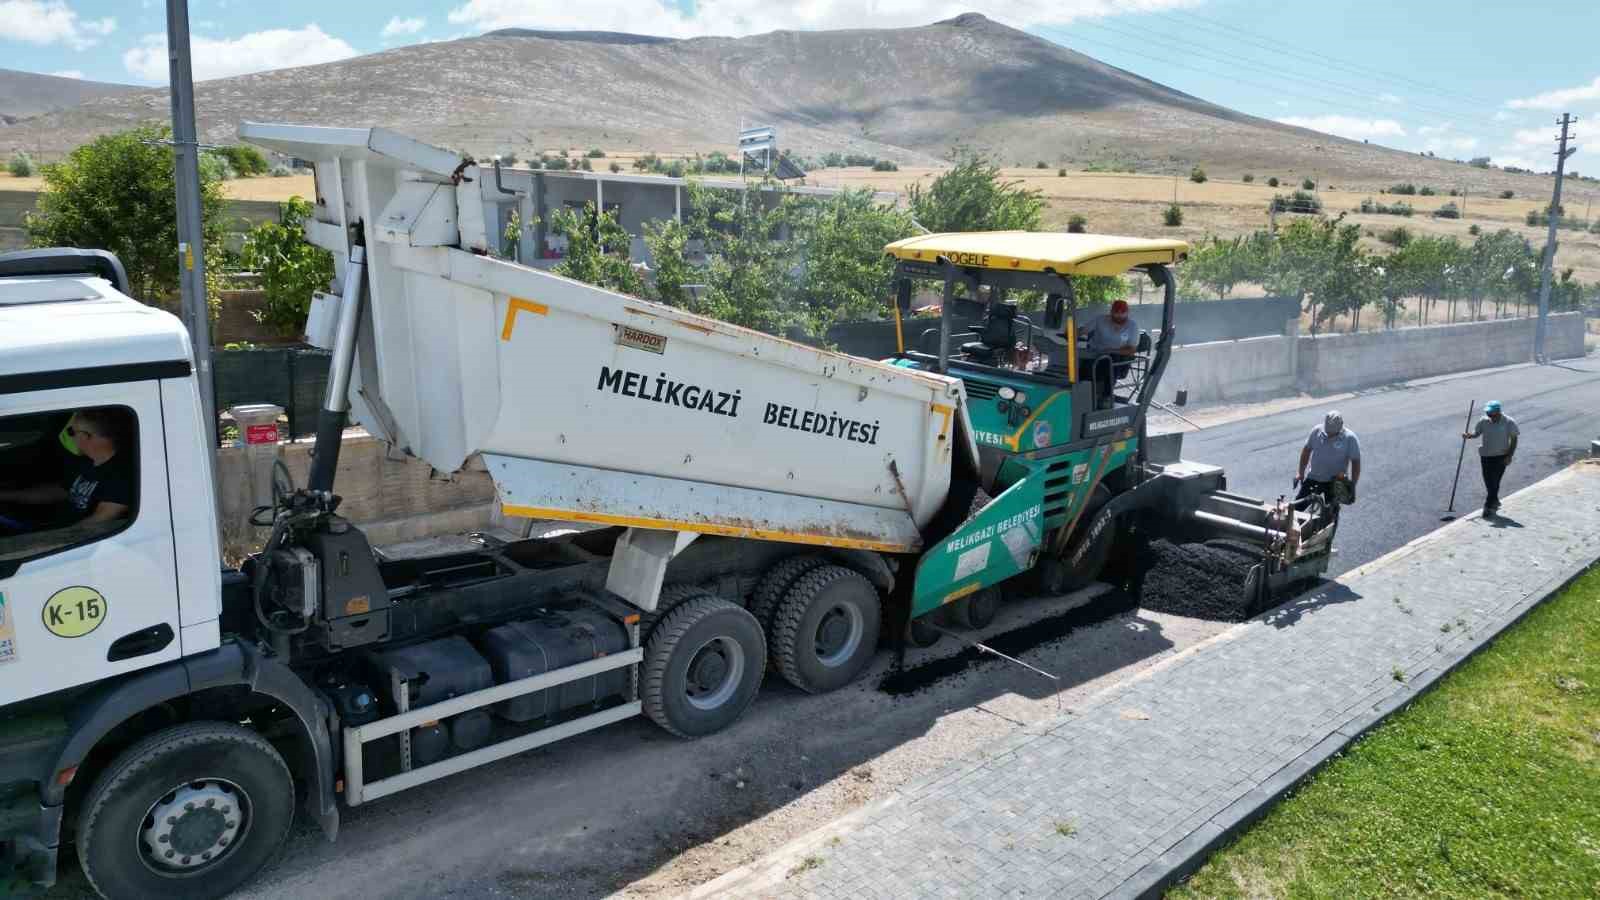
left=0, top=15, right=1555, bottom=193
left=0, top=68, right=139, bottom=123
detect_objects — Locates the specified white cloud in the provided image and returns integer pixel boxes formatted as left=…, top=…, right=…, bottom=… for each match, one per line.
left=50, top=69, right=85, bottom=78
left=1275, top=115, right=1407, bottom=142
left=0, top=1, right=116, bottom=49
left=123, top=25, right=359, bottom=82
left=1510, top=127, right=1551, bottom=149
left=1493, top=110, right=1511, bottom=122
left=1378, top=93, right=1402, bottom=105
left=446, top=0, right=1203, bottom=39
left=1506, top=75, right=1600, bottom=111
left=381, top=16, right=426, bottom=38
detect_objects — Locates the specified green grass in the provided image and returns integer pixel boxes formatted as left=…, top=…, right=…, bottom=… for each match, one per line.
left=1170, top=566, right=1600, bottom=899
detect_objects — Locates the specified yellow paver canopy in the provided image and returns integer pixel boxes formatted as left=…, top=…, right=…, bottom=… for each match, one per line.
left=885, top=231, right=1189, bottom=277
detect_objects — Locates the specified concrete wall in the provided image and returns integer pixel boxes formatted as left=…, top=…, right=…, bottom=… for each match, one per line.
left=1163, top=334, right=1299, bottom=403
left=217, top=434, right=498, bottom=553
left=1295, top=312, right=1585, bottom=394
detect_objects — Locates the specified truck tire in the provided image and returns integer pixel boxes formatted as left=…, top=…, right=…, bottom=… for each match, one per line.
left=950, top=586, right=1001, bottom=630
left=772, top=566, right=882, bottom=693
left=640, top=583, right=710, bottom=643
left=643, top=594, right=766, bottom=738
left=748, top=555, right=826, bottom=638
left=75, top=722, right=295, bottom=900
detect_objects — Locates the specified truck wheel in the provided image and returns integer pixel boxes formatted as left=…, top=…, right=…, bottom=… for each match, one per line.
left=772, top=566, right=882, bottom=693
left=640, top=583, right=707, bottom=643
left=951, top=587, right=1001, bottom=630
left=75, top=722, right=295, bottom=900
left=748, top=555, right=826, bottom=637
left=643, top=594, right=766, bottom=738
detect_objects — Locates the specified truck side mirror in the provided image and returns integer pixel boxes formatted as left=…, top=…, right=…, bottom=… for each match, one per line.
left=894, top=279, right=912, bottom=312
left=1043, top=295, right=1065, bottom=330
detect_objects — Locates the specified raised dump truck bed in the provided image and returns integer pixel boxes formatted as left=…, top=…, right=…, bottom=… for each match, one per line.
left=239, top=124, right=972, bottom=559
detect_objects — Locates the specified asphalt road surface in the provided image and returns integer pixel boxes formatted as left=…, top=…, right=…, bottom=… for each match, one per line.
left=36, top=358, right=1599, bottom=900
left=1178, top=358, right=1600, bottom=576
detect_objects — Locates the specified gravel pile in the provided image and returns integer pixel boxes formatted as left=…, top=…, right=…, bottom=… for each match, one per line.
left=1138, top=539, right=1264, bottom=622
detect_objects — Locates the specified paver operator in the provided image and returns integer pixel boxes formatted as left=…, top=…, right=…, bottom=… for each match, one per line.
left=1462, top=400, right=1518, bottom=517
left=1080, top=300, right=1140, bottom=403
left=1295, top=410, right=1360, bottom=509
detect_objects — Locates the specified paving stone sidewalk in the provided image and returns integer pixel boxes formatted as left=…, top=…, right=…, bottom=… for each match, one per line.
left=695, top=461, right=1600, bottom=899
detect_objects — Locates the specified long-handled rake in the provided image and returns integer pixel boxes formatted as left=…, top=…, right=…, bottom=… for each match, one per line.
left=1442, top=400, right=1476, bottom=521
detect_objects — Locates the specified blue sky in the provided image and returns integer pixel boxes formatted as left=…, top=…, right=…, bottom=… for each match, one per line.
left=3, top=0, right=1595, bottom=173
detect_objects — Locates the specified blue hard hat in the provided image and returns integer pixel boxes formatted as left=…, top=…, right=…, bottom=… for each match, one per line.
left=1484, top=400, right=1501, bottom=413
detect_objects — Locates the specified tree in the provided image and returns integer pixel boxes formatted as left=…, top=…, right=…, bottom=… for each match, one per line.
left=1266, top=177, right=1280, bottom=187
left=8, top=152, right=33, bottom=177
left=1189, top=166, right=1207, bottom=183
left=239, top=197, right=335, bottom=336
left=1301, top=178, right=1316, bottom=190
left=26, top=125, right=228, bottom=307
left=551, top=203, right=644, bottom=297
left=1162, top=204, right=1183, bottom=227
left=1242, top=174, right=1254, bottom=183
left=1181, top=235, right=1263, bottom=300
left=908, top=150, right=1044, bottom=233
left=641, top=218, right=693, bottom=309
left=793, top=188, right=916, bottom=331
left=1066, top=214, right=1088, bottom=233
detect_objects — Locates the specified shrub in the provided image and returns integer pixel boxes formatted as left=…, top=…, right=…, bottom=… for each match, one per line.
left=1358, top=197, right=1413, bottom=217
left=1266, top=177, right=1280, bottom=187
left=1273, top=190, right=1324, bottom=214
left=1301, top=178, right=1316, bottom=190
left=1499, top=189, right=1514, bottom=199
left=210, top=145, right=269, bottom=177
left=1469, top=156, right=1491, bottom=168
left=633, top=153, right=658, bottom=172
left=1162, top=204, right=1183, bottom=227
left=1418, top=186, right=1436, bottom=196
left=664, top=160, right=685, bottom=178
left=1469, top=224, right=1481, bottom=235
left=1242, top=173, right=1254, bottom=183
left=1447, top=189, right=1459, bottom=197
left=498, top=150, right=519, bottom=165
left=609, top=161, right=622, bottom=173
left=578, top=158, right=593, bottom=171
left=1057, top=168, right=1067, bottom=177
left=270, top=164, right=292, bottom=177
left=1190, top=166, right=1207, bottom=183
left=1389, top=183, right=1417, bottom=195
left=1432, top=201, right=1461, bottom=219
left=586, top=148, right=605, bottom=158
left=1067, top=214, right=1088, bottom=233
left=1035, top=160, right=1049, bottom=169
left=7, top=151, right=34, bottom=177
left=1378, top=226, right=1412, bottom=247
left=871, top=160, right=899, bottom=172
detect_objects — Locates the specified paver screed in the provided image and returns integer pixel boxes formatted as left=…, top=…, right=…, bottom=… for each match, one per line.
left=694, top=461, right=1600, bottom=899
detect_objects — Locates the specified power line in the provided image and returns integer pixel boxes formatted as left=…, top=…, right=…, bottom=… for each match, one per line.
left=1045, top=29, right=1497, bottom=141
left=1066, top=18, right=1509, bottom=132
left=1158, top=8, right=1507, bottom=111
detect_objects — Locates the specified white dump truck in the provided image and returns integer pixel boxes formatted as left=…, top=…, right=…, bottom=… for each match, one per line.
left=0, top=125, right=1332, bottom=899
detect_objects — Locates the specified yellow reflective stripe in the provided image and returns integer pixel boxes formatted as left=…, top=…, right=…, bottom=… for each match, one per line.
left=499, top=504, right=917, bottom=553
left=892, top=302, right=905, bottom=354
left=942, top=582, right=981, bottom=604
left=1065, top=318, right=1077, bottom=386
left=500, top=297, right=549, bottom=341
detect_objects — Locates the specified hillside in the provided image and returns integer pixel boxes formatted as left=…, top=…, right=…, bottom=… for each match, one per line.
left=0, top=14, right=1565, bottom=196
left=0, top=68, right=138, bottom=122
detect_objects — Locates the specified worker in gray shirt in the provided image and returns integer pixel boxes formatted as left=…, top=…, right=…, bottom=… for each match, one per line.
left=1295, top=410, right=1361, bottom=511
left=1462, top=399, right=1518, bottom=516
left=1079, top=300, right=1139, bottom=405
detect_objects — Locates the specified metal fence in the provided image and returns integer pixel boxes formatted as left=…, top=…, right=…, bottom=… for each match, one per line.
left=213, top=347, right=330, bottom=442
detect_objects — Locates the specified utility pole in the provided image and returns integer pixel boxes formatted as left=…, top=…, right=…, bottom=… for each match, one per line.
left=1534, top=113, right=1577, bottom=364
left=166, top=0, right=216, bottom=434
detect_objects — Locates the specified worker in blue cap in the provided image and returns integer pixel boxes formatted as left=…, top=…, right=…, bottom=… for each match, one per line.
left=1462, top=400, right=1518, bottom=517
